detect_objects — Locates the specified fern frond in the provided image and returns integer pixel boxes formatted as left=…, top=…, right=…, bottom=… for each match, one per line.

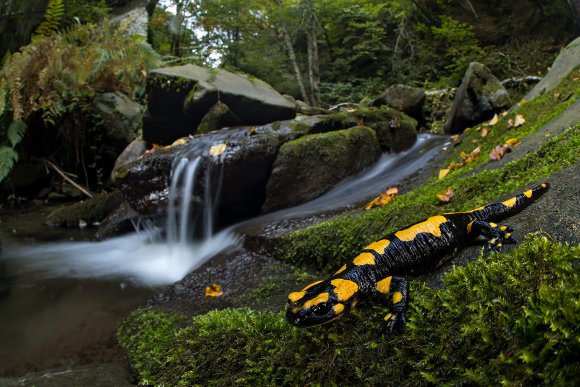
left=7, top=120, right=27, bottom=147
left=34, top=0, right=65, bottom=37
left=0, top=145, right=19, bottom=183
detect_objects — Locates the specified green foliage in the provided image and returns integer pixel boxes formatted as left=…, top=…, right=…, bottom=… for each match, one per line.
left=118, top=236, right=580, bottom=385
left=0, top=21, right=159, bottom=184
left=33, top=0, right=65, bottom=37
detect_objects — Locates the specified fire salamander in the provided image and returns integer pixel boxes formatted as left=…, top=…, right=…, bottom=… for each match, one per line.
left=286, top=183, right=550, bottom=333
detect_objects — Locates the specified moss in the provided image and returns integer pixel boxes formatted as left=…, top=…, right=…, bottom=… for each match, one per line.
left=45, top=190, right=124, bottom=228
left=119, top=236, right=580, bottom=385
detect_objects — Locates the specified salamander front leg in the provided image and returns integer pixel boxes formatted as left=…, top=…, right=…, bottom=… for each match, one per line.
left=468, top=220, right=518, bottom=252
left=377, top=276, right=409, bottom=335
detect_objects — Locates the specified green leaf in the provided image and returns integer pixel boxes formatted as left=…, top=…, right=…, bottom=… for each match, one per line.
left=6, top=120, right=27, bottom=147
left=0, top=145, right=19, bottom=182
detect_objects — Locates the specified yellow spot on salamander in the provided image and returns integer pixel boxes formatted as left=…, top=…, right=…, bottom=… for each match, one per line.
left=301, top=280, right=323, bottom=291
left=376, top=276, right=392, bottom=294
left=383, top=313, right=393, bottom=321
left=500, top=226, right=507, bottom=231
left=331, top=279, right=359, bottom=302
left=524, top=189, right=533, bottom=198
left=466, top=206, right=485, bottom=213
left=395, top=215, right=448, bottom=241
left=364, top=239, right=391, bottom=254
left=333, top=303, right=345, bottom=315
left=541, top=183, right=547, bottom=188
left=490, top=222, right=497, bottom=227
left=392, top=291, right=403, bottom=304
left=502, top=197, right=517, bottom=208
left=353, top=252, right=375, bottom=266
left=303, top=292, right=329, bottom=309
left=504, top=233, right=511, bottom=239
left=467, top=220, right=474, bottom=234
left=335, top=264, right=347, bottom=275
left=288, top=291, right=305, bottom=302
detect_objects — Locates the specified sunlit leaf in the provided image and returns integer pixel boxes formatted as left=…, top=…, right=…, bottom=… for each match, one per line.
left=449, top=161, right=463, bottom=171
left=439, top=168, right=450, bottom=180
left=489, top=114, right=499, bottom=126
left=209, top=143, right=227, bottom=156
left=505, top=138, right=520, bottom=147
left=171, top=138, right=188, bottom=147
left=436, top=187, right=454, bottom=202
left=481, top=127, right=490, bottom=137
left=451, top=134, right=460, bottom=142
left=508, top=114, right=526, bottom=128
left=205, top=283, right=224, bottom=297
left=364, top=186, right=398, bottom=210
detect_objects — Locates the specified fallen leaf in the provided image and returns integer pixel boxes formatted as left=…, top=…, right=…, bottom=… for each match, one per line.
left=171, top=138, right=188, bottom=147
left=462, top=146, right=481, bottom=164
left=488, top=114, right=499, bottom=126
left=439, top=168, right=450, bottom=180
left=489, top=144, right=512, bottom=161
left=449, top=161, right=463, bottom=170
left=472, top=139, right=479, bottom=144
left=209, top=143, right=227, bottom=156
left=519, top=98, right=527, bottom=106
left=573, top=74, right=579, bottom=81
left=144, top=144, right=162, bottom=155
left=205, top=284, right=224, bottom=297
left=481, top=127, right=490, bottom=137
left=436, top=187, right=454, bottom=202
left=451, top=134, right=460, bottom=142
left=248, top=126, right=257, bottom=136
left=554, top=92, right=561, bottom=100
left=505, top=138, right=520, bottom=147
left=508, top=114, right=526, bottom=128
left=364, top=187, right=398, bottom=210
left=502, top=111, right=509, bottom=116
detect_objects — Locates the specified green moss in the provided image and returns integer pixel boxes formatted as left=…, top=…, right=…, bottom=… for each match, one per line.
left=119, top=236, right=580, bottom=385
left=45, top=190, right=124, bottom=227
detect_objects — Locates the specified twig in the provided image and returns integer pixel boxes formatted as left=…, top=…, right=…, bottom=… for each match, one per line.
left=43, top=159, right=94, bottom=198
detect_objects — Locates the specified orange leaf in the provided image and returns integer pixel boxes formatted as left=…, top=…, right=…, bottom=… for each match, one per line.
left=462, top=146, right=481, bottom=164
left=205, top=284, right=224, bottom=297
left=364, top=187, right=398, bottom=210
left=436, top=187, right=454, bottom=202
left=209, top=143, right=227, bottom=156
left=438, top=168, right=450, bottom=180
left=144, top=144, right=162, bottom=155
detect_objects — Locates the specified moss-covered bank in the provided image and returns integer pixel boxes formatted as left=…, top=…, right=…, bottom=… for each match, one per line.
left=118, top=236, right=580, bottom=385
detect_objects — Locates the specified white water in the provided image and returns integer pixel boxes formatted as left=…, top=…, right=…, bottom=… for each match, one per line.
left=2, top=154, right=240, bottom=287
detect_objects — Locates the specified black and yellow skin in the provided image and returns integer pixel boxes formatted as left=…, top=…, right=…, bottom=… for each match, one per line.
left=286, top=183, right=550, bottom=333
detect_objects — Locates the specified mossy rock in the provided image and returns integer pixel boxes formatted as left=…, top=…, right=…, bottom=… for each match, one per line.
left=45, top=190, right=124, bottom=228
left=196, top=101, right=243, bottom=133
left=263, top=126, right=381, bottom=212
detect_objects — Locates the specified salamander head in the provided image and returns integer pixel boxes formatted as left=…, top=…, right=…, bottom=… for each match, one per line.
left=286, top=278, right=358, bottom=328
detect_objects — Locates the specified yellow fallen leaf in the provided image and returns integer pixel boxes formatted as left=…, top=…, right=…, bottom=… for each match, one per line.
left=436, top=187, right=454, bottom=202
left=481, top=127, right=490, bottom=137
left=505, top=138, right=520, bottom=146
left=488, top=114, right=499, bottom=126
left=248, top=126, right=257, bottom=136
left=209, top=143, right=227, bottom=156
left=439, top=168, right=450, bottom=179
left=519, top=98, right=527, bottom=106
left=462, top=146, right=481, bottom=164
left=508, top=114, right=525, bottom=128
left=502, top=111, right=509, bottom=116
left=205, top=284, right=224, bottom=297
left=451, top=134, right=460, bottom=142
left=364, top=187, right=398, bottom=210
left=171, top=138, right=188, bottom=147
left=449, top=161, right=463, bottom=171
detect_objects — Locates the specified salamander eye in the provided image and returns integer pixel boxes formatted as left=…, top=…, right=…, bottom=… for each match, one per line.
left=311, top=302, right=332, bottom=316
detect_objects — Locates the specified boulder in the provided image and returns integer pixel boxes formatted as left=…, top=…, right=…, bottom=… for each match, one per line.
left=422, top=88, right=456, bottom=134
left=111, top=138, right=147, bottom=182
left=262, top=126, right=381, bottom=212
left=110, top=0, right=149, bottom=38
left=196, top=101, right=243, bottom=133
left=45, top=191, right=125, bottom=228
left=525, top=36, right=580, bottom=102
left=372, top=84, right=426, bottom=119
left=443, top=62, right=511, bottom=134
left=143, top=64, right=296, bottom=145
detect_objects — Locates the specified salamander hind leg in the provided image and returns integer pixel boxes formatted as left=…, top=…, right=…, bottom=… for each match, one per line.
left=376, top=276, right=409, bottom=335
left=468, top=220, right=518, bottom=252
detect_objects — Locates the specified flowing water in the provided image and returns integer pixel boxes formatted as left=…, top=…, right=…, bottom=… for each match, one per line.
left=0, top=133, right=447, bottom=375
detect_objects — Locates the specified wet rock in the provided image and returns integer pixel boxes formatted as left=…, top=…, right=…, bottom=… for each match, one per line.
left=263, top=126, right=381, bottom=212
left=443, top=62, right=511, bottom=134
left=372, top=84, right=426, bottom=120
left=111, top=138, right=147, bottom=182
left=143, top=64, right=296, bottom=145
left=525, top=36, right=580, bottom=102
left=45, top=191, right=125, bottom=228
left=196, top=101, right=243, bottom=133
left=96, top=200, right=141, bottom=240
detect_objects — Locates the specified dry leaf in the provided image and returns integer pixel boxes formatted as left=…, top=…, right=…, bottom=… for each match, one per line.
left=439, top=168, right=450, bottom=180
left=171, top=138, right=188, bottom=147
left=519, top=98, right=527, bottom=106
left=554, top=92, right=561, bottom=100
left=144, top=144, right=162, bottom=155
left=471, top=139, right=479, bottom=144
left=209, top=143, right=227, bottom=156
left=489, top=144, right=512, bottom=161
left=502, top=111, right=509, bottom=116
left=248, top=126, right=257, bottom=136
left=364, top=187, right=399, bottom=210
left=205, top=284, right=224, bottom=297
left=508, top=114, right=526, bottom=128
left=436, top=187, right=454, bottom=202
left=505, top=138, right=520, bottom=147
left=449, top=161, right=463, bottom=171
left=451, top=134, right=460, bottom=142
left=489, top=114, right=499, bottom=126
left=481, top=127, right=490, bottom=137
left=462, top=146, right=481, bottom=164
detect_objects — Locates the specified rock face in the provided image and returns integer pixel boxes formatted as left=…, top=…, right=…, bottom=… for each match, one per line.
left=110, top=0, right=150, bottom=38
left=263, top=126, right=381, bottom=212
left=443, top=62, right=511, bottom=134
left=197, top=102, right=243, bottom=133
left=111, top=138, right=147, bottom=182
left=373, top=84, right=426, bottom=120
left=143, top=64, right=296, bottom=145
left=525, top=36, right=580, bottom=102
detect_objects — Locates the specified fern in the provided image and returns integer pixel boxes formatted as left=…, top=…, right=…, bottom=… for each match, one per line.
left=0, top=146, right=19, bottom=182
left=6, top=121, right=26, bottom=147
left=34, top=0, right=65, bottom=37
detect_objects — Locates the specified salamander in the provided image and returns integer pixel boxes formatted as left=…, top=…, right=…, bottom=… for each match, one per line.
left=286, top=183, right=550, bottom=333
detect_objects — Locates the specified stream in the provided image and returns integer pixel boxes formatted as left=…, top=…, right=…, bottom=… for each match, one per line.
left=0, top=133, right=448, bottom=376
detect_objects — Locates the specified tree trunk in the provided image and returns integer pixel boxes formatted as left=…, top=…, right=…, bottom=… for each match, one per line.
left=305, top=0, right=321, bottom=107
left=275, top=0, right=310, bottom=104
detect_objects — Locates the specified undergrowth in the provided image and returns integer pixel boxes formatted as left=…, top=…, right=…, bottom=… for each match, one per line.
left=118, top=235, right=580, bottom=385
